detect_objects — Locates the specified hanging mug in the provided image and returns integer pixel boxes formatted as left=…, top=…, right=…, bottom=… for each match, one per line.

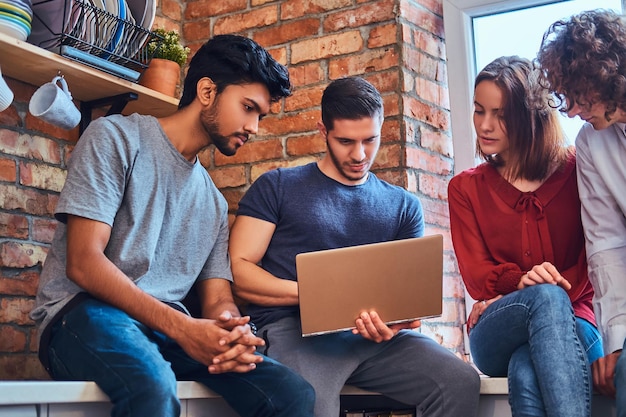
left=0, top=66, right=14, bottom=112
left=29, top=75, right=81, bottom=130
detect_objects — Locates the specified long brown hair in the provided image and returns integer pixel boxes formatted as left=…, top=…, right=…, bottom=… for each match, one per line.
left=475, top=56, right=568, bottom=181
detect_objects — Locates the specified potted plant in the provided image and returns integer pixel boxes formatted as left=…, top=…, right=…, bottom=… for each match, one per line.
left=139, top=28, right=191, bottom=97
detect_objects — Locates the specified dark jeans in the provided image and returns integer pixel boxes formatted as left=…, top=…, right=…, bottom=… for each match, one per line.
left=47, top=298, right=315, bottom=417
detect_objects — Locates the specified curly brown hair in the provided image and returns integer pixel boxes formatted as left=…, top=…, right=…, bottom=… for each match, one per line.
left=536, top=9, right=626, bottom=121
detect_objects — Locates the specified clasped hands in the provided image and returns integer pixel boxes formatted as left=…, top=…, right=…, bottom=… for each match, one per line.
left=180, top=311, right=265, bottom=374
left=352, top=310, right=421, bottom=343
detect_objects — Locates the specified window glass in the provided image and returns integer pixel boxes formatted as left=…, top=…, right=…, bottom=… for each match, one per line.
left=472, top=0, right=623, bottom=143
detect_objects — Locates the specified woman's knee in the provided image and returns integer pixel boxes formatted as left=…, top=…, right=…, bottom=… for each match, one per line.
left=524, top=284, right=571, bottom=313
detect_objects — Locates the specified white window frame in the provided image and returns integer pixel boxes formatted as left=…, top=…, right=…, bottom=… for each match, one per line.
left=443, top=0, right=568, bottom=173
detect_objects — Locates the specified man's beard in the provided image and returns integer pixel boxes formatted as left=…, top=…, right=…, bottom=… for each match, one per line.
left=326, top=139, right=369, bottom=182
left=200, top=101, right=237, bottom=156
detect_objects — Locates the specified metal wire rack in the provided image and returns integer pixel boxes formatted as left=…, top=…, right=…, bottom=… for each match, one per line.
left=30, top=0, right=162, bottom=81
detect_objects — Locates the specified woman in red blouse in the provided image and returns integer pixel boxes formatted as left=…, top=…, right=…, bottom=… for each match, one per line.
left=448, top=56, right=602, bottom=417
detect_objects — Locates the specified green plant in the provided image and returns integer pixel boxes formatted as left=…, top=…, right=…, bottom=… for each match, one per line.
left=147, top=28, right=190, bottom=67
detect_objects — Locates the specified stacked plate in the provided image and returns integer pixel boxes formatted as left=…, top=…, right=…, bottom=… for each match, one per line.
left=0, top=0, right=32, bottom=41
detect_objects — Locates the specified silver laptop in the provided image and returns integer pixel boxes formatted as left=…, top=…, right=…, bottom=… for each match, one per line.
left=296, top=234, right=443, bottom=337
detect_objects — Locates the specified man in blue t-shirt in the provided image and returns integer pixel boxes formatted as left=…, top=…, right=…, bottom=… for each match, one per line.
left=30, top=35, right=314, bottom=417
left=229, top=76, right=480, bottom=417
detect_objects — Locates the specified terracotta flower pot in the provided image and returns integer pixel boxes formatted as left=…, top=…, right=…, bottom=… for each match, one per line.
left=139, top=58, right=181, bottom=97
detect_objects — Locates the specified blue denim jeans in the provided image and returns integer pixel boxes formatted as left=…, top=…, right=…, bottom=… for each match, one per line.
left=47, top=298, right=315, bottom=417
left=614, top=339, right=626, bottom=417
left=469, top=284, right=601, bottom=417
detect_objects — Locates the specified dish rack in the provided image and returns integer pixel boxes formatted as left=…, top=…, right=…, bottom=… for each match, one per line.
left=30, top=0, right=162, bottom=82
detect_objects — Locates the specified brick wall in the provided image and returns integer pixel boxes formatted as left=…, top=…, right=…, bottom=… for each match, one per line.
left=0, top=0, right=467, bottom=380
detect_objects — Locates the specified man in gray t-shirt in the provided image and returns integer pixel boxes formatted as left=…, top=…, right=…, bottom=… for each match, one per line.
left=29, top=35, right=314, bottom=417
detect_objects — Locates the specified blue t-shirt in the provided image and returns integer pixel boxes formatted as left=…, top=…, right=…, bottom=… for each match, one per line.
left=236, top=162, right=424, bottom=327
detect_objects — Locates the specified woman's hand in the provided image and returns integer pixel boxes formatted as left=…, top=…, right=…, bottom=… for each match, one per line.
left=517, top=262, right=571, bottom=290
left=467, top=295, right=502, bottom=333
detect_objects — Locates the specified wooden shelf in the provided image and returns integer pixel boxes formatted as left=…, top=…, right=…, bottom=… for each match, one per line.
left=0, top=32, right=179, bottom=117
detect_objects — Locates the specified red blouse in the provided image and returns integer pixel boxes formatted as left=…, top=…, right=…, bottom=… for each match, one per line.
left=448, top=152, right=595, bottom=325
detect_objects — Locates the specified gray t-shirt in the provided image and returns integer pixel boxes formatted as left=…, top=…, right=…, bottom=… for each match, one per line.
left=30, top=113, right=232, bottom=344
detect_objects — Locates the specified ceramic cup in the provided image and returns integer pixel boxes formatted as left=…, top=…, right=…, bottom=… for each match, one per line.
left=0, top=66, right=14, bottom=112
left=29, top=75, right=81, bottom=130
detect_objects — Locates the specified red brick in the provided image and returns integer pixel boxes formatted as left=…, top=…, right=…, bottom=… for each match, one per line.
left=420, top=198, right=451, bottom=229
left=414, top=76, right=450, bottom=108
left=291, top=31, right=364, bottom=65
left=24, top=113, right=80, bottom=143
left=259, top=110, right=320, bottom=136
left=406, top=147, right=453, bottom=175
left=0, top=297, right=35, bottom=325
left=403, top=44, right=444, bottom=81
left=268, top=47, right=288, bottom=66
left=0, top=242, right=48, bottom=268
left=208, top=166, right=247, bottom=188
left=0, top=184, right=58, bottom=217
left=280, top=0, right=352, bottom=20
left=323, top=0, right=395, bottom=32
left=288, top=63, right=325, bottom=88
left=0, top=269, right=39, bottom=297
left=214, top=139, right=283, bottom=166
left=403, top=96, right=449, bottom=130
left=32, top=218, right=57, bottom=244
left=0, top=158, right=16, bottom=182
left=368, top=23, right=398, bottom=49
left=286, top=132, right=326, bottom=156
left=185, top=0, right=246, bottom=20
left=0, top=354, right=49, bottom=380
left=0, top=133, right=62, bottom=165
left=214, top=6, right=278, bottom=35
left=413, top=28, right=446, bottom=60
left=372, top=143, right=402, bottom=170
left=419, top=126, right=453, bottom=157
left=0, top=326, right=27, bottom=352
left=418, top=172, right=448, bottom=200
left=373, top=169, right=408, bottom=188
left=220, top=188, right=246, bottom=213
left=364, top=70, right=400, bottom=95
left=254, top=18, right=320, bottom=47
left=284, top=85, right=325, bottom=112
left=0, top=213, right=28, bottom=239
left=19, top=162, right=66, bottom=193
left=381, top=118, right=401, bottom=144
left=328, top=47, right=399, bottom=79
left=382, top=94, right=400, bottom=118
left=183, top=20, right=212, bottom=43
left=161, top=0, right=182, bottom=21
left=0, top=104, right=20, bottom=127
left=399, top=0, right=445, bottom=38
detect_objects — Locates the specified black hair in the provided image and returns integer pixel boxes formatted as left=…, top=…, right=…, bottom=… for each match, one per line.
left=178, top=34, right=291, bottom=108
left=320, top=76, right=383, bottom=131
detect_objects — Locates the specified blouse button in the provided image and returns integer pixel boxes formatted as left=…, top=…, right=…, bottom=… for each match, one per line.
left=525, top=251, right=531, bottom=256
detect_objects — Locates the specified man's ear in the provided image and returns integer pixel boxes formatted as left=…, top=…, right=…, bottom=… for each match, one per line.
left=317, top=120, right=327, bottom=137
left=197, top=77, right=216, bottom=106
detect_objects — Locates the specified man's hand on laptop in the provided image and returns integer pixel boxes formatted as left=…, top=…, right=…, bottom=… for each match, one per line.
left=352, top=311, right=421, bottom=343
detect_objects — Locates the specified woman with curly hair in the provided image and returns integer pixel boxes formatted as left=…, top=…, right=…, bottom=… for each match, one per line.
left=537, top=9, right=626, bottom=409
left=448, top=55, right=602, bottom=417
